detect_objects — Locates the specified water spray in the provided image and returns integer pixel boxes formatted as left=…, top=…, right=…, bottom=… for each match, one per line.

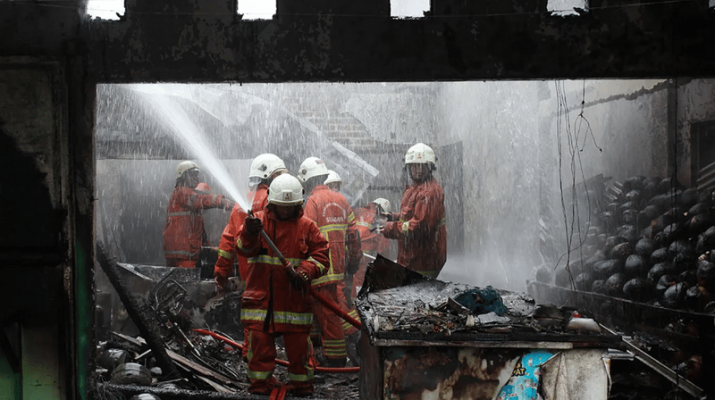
left=131, top=86, right=251, bottom=211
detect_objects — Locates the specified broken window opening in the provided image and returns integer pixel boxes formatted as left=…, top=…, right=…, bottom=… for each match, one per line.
left=86, top=0, right=124, bottom=20
left=391, top=0, right=429, bottom=18
left=547, top=0, right=589, bottom=16
left=238, top=0, right=275, bottom=20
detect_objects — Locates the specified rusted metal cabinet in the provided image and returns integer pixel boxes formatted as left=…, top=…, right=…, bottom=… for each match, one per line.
left=356, top=268, right=620, bottom=400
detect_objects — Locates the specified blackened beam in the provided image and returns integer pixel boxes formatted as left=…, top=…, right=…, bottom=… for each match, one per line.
left=96, top=242, right=181, bottom=378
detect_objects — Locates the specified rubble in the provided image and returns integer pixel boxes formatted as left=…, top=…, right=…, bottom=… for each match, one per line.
left=95, top=243, right=359, bottom=399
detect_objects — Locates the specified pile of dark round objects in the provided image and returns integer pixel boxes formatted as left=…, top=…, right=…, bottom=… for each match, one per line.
left=555, top=176, right=715, bottom=314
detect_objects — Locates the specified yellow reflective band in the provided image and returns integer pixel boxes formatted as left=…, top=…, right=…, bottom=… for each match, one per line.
left=247, top=255, right=303, bottom=266
left=439, top=217, right=446, bottom=227
left=241, top=309, right=313, bottom=325
left=319, top=224, right=348, bottom=234
left=347, top=213, right=356, bottom=223
left=401, top=221, right=410, bottom=234
left=247, top=369, right=273, bottom=380
left=342, top=310, right=361, bottom=330
left=356, top=221, right=370, bottom=228
left=217, top=249, right=236, bottom=259
left=241, top=309, right=268, bottom=321
left=290, top=372, right=313, bottom=382
left=311, top=272, right=344, bottom=286
left=308, top=256, right=327, bottom=274
left=272, top=311, right=314, bottom=326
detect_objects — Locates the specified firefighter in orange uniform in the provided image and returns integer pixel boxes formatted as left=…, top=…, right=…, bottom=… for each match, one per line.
left=213, top=154, right=287, bottom=292
left=378, top=143, right=447, bottom=278
left=351, top=198, right=395, bottom=299
left=297, top=157, right=362, bottom=367
left=162, top=161, right=234, bottom=268
left=237, top=174, right=330, bottom=396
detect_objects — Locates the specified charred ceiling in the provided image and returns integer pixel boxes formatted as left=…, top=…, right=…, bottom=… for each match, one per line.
left=3, top=0, right=714, bottom=82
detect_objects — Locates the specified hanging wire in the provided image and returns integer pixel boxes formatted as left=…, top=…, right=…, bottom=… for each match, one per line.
left=554, top=80, right=601, bottom=291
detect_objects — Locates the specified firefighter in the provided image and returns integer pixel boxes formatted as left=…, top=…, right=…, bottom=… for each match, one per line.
left=237, top=173, right=330, bottom=396
left=195, top=182, right=211, bottom=247
left=162, top=161, right=234, bottom=268
left=351, top=198, right=395, bottom=299
left=378, top=143, right=447, bottom=278
left=324, top=170, right=342, bottom=192
left=213, top=154, right=288, bottom=293
left=297, top=157, right=362, bottom=367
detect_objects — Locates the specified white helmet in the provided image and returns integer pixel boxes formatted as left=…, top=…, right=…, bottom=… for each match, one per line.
left=267, top=174, right=305, bottom=206
left=249, top=154, right=288, bottom=180
left=372, top=198, right=391, bottom=214
left=404, top=143, right=436, bottom=166
left=324, top=170, right=342, bottom=185
left=297, top=157, right=329, bottom=183
left=176, top=161, right=199, bottom=179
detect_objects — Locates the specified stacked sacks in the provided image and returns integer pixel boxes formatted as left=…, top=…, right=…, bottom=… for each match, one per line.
left=556, top=175, right=715, bottom=313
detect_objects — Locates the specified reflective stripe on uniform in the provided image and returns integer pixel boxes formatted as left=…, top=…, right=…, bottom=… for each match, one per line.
left=342, top=309, right=361, bottom=331
left=401, top=221, right=409, bottom=234
left=319, top=224, right=348, bottom=235
left=356, top=221, right=371, bottom=228
left=290, top=371, right=314, bottom=382
left=248, top=255, right=303, bottom=266
left=247, top=369, right=272, bottom=380
left=241, top=308, right=313, bottom=326
left=217, top=249, right=236, bottom=259
left=322, top=339, right=347, bottom=357
left=311, top=272, right=344, bottom=286
left=308, top=256, right=327, bottom=275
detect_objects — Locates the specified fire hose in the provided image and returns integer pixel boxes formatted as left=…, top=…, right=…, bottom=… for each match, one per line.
left=193, top=329, right=360, bottom=373
left=254, top=222, right=361, bottom=330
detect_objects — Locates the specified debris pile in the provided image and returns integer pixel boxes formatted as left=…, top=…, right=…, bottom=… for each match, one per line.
left=94, top=243, right=359, bottom=400
left=357, top=256, right=615, bottom=342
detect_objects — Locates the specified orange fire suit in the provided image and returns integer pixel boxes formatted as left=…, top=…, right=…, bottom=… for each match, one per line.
left=162, top=186, right=229, bottom=268
left=214, top=184, right=269, bottom=287
left=351, top=204, right=393, bottom=298
left=383, top=176, right=447, bottom=278
left=303, top=185, right=362, bottom=356
left=236, top=207, right=329, bottom=395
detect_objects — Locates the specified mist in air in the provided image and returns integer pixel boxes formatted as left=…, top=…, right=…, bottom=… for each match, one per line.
left=94, top=80, right=671, bottom=293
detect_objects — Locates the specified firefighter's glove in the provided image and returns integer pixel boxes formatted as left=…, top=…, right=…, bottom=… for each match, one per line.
left=285, top=263, right=311, bottom=291
left=346, top=257, right=361, bottom=275
left=244, top=215, right=263, bottom=235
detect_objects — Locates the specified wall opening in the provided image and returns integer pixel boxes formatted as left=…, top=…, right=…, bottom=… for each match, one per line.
left=90, top=79, right=715, bottom=398
left=238, top=0, right=275, bottom=20
left=547, top=0, right=588, bottom=16
left=391, top=0, right=429, bottom=18
left=86, top=0, right=124, bottom=20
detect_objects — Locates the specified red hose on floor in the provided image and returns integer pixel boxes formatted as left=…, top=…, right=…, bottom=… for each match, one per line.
left=308, top=286, right=362, bottom=329
left=193, top=329, right=360, bottom=373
